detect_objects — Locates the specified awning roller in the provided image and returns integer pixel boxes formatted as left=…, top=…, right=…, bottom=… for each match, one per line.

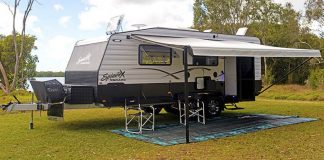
left=132, top=35, right=321, bottom=58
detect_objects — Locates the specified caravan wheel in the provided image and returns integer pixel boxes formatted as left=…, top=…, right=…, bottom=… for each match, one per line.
left=205, top=98, right=223, bottom=117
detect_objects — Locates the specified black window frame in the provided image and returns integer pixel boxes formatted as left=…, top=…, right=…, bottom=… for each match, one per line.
left=138, top=44, right=173, bottom=66
left=184, top=55, right=219, bottom=66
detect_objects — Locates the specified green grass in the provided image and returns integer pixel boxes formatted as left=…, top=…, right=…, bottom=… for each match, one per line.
left=258, top=84, right=324, bottom=101
left=0, top=89, right=34, bottom=105
left=1, top=98, right=324, bottom=160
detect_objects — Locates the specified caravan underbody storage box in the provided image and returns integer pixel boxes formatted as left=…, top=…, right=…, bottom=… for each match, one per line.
left=65, top=85, right=94, bottom=104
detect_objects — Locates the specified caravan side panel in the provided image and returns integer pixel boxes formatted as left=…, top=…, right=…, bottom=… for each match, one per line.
left=96, top=28, right=261, bottom=106
left=225, top=57, right=237, bottom=96
left=65, top=41, right=108, bottom=85
left=254, top=57, right=262, bottom=95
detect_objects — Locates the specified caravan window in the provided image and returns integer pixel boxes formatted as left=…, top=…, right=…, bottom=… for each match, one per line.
left=139, top=45, right=172, bottom=65
left=189, top=56, right=218, bottom=66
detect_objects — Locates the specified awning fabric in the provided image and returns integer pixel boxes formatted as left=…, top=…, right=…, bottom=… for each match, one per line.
left=132, top=35, right=321, bottom=57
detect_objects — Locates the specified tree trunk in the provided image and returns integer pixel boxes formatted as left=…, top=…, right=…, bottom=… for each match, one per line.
left=9, top=0, right=35, bottom=91
left=0, top=61, right=10, bottom=94
left=261, top=37, right=269, bottom=85
left=10, top=0, right=19, bottom=91
left=264, top=57, right=267, bottom=84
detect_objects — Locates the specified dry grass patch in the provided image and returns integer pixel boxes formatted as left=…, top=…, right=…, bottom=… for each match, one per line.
left=258, top=84, right=324, bottom=101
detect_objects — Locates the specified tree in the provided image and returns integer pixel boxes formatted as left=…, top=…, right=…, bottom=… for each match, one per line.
left=193, top=0, right=208, bottom=31
left=193, top=0, right=289, bottom=84
left=0, top=34, right=38, bottom=91
left=193, top=0, right=323, bottom=85
left=304, top=0, right=324, bottom=67
left=305, top=0, right=324, bottom=27
left=193, top=0, right=284, bottom=34
left=194, top=0, right=247, bottom=34
left=251, top=3, right=312, bottom=84
left=0, top=0, right=36, bottom=94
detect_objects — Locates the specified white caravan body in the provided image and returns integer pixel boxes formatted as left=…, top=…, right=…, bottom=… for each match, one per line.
left=65, top=27, right=319, bottom=107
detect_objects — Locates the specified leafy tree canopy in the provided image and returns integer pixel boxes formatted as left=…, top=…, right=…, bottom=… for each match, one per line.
left=193, top=0, right=324, bottom=85
left=0, top=34, right=38, bottom=89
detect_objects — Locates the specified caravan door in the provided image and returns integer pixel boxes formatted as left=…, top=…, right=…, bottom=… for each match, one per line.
left=237, top=57, right=255, bottom=101
left=225, top=57, right=255, bottom=101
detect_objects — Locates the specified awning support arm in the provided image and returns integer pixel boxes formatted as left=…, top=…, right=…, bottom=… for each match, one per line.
left=184, top=46, right=190, bottom=143
left=259, top=57, right=313, bottom=95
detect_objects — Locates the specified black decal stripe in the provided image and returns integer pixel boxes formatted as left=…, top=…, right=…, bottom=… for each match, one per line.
left=131, top=67, right=212, bottom=80
left=132, top=68, right=180, bottom=79
left=162, top=67, right=212, bottom=78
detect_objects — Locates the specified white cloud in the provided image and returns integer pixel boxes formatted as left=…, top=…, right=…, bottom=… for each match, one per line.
left=0, top=3, right=42, bottom=37
left=36, top=35, right=76, bottom=71
left=54, top=4, right=64, bottom=12
left=273, top=0, right=306, bottom=11
left=78, top=0, right=194, bottom=31
left=0, top=3, right=13, bottom=35
left=27, top=15, right=43, bottom=38
left=59, top=16, right=71, bottom=28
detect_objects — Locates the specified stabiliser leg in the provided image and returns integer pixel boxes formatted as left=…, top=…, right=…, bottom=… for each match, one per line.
left=30, top=111, right=34, bottom=129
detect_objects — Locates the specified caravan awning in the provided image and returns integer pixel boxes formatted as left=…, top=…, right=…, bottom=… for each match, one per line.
left=132, top=35, right=321, bottom=57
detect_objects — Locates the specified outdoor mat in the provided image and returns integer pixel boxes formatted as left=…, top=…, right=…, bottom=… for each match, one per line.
left=111, top=114, right=318, bottom=146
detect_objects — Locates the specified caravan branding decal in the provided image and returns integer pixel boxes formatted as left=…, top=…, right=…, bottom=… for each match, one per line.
left=101, top=70, right=126, bottom=82
left=76, top=53, right=91, bottom=65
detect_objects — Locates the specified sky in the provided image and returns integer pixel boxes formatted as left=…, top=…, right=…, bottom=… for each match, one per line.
left=0, top=0, right=314, bottom=71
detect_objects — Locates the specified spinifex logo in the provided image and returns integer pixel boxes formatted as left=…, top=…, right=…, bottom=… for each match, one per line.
left=76, top=53, right=91, bottom=65
left=101, top=70, right=126, bottom=82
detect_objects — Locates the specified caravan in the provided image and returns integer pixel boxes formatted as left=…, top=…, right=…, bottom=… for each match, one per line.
left=3, top=27, right=321, bottom=129
left=64, top=27, right=320, bottom=116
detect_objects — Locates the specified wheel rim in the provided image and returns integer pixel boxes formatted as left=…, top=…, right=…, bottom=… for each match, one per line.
left=207, top=100, right=220, bottom=115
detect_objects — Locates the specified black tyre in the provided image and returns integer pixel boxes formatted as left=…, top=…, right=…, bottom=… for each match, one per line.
left=143, top=106, right=163, bottom=114
left=205, top=98, right=223, bottom=117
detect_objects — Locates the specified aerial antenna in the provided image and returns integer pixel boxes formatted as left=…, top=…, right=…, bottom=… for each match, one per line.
left=106, top=15, right=124, bottom=35
left=131, top=24, right=146, bottom=30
